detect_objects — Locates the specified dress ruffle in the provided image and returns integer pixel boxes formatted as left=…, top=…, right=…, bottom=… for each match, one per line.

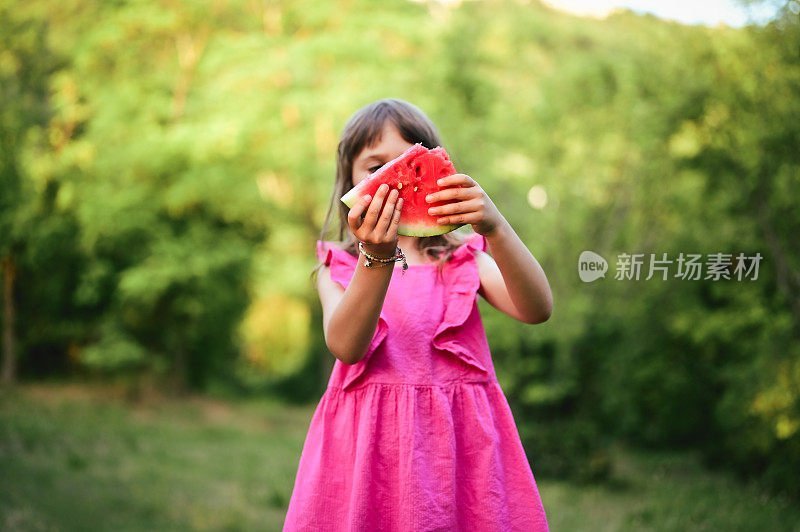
left=431, top=233, right=490, bottom=376
left=315, top=233, right=489, bottom=389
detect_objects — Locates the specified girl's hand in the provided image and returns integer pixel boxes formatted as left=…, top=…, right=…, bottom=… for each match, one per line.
left=425, top=174, right=504, bottom=237
left=347, top=183, right=403, bottom=258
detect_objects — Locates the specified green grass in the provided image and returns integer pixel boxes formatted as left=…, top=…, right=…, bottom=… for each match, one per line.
left=542, top=449, right=800, bottom=531
left=1, top=382, right=798, bottom=531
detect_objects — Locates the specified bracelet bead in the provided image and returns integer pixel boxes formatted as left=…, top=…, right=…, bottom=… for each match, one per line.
left=358, top=242, right=408, bottom=274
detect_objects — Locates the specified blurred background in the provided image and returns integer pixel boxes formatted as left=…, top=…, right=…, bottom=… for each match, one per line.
left=1, top=0, right=799, bottom=529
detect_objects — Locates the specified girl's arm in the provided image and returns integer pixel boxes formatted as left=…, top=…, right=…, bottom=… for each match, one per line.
left=426, top=174, right=553, bottom=324
left=318, top=183, right=402, bottom=365
left=316, top=255, right=393, bottom=365
left=478, top=220, right=553, bottom=324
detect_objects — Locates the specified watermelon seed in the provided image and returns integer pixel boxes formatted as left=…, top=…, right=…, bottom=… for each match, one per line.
left=398, top=183, right=403, bottom=189
left=413, top=186, right=418, bottom=192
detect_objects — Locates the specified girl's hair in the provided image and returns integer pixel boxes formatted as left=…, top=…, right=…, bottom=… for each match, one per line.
left=311, top=98, right=470, bottom=285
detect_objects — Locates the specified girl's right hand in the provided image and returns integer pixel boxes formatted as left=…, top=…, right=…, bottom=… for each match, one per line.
left=347, top=183, right=403, bottom=258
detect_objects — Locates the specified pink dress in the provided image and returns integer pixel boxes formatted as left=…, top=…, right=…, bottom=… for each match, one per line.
left=283, top=233, right=549, bottom=531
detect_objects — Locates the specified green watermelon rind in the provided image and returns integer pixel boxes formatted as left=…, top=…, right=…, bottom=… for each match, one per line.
left=340, top=187, right=362, bottom=210
left=341, top=187, right=464, bottom=236
left=398, top=221, right=465, bottom=237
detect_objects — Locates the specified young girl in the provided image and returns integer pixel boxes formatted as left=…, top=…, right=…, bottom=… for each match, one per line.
left=283, top=98, right=553, bottom=531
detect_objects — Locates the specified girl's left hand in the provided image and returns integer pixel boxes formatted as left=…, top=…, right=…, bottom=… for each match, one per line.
left=425, top=174, right=504, bottom=237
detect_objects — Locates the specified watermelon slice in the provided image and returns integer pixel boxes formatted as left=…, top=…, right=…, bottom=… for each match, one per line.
left=340, top=143, right=466, bottom=237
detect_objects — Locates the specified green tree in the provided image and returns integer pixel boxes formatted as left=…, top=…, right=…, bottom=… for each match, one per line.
left=0, top=3, right=64, bottom=385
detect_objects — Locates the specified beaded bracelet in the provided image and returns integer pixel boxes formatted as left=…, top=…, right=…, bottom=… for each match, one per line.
left=358, top=241, right=408, bottom=273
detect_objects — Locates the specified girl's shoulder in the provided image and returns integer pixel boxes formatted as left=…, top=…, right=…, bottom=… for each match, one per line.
left=316, top=240, right=358, bottom=266
left=449, top=232, right=487, bottom=262
left=315, top=241, right=359, bottom=291
left=459, top=232, right=487, bottom=252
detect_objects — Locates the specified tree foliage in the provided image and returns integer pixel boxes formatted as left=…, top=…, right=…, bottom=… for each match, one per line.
left=1, top=0, right=798, bottom=497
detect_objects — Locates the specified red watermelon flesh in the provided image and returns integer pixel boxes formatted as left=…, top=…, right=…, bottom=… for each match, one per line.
left=340, top=143, right=466, bottom=237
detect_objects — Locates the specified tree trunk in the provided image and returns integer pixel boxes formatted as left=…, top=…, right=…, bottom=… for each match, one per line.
left=1, top=255, right=17, bottom=386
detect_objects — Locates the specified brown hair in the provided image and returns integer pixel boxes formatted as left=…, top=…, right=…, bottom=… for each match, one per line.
left=311, top=98, right=469, bottom=285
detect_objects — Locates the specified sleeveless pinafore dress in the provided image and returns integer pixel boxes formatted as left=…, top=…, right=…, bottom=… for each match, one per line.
left=283, top=233, right=549, bottom=532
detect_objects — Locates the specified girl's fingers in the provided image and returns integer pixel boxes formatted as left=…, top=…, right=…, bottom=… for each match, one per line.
left=388, top=197, right=403, bottom=236
left=436, top=211, right=482, bottom=225
left=364, top=184, right=390, bottom=229
left=425, top=184, right=476, bottom=204
left=427, top=197, right=481, bottom=217
left=375, top=188, right=399, bottom=236
left=347, top=193, right=372, bottom=231
left=436, top=173, right=476, bottom=188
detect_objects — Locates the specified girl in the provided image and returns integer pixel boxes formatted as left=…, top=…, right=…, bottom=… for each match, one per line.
left=283, top=98, right=553, bottom=531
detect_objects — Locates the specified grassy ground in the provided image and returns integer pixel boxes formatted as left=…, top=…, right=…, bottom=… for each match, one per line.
left=1, top=382, right=798, bottom=531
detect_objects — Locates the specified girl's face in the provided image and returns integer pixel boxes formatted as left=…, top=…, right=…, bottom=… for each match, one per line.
left=351, top=121, right=414, bottom=187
